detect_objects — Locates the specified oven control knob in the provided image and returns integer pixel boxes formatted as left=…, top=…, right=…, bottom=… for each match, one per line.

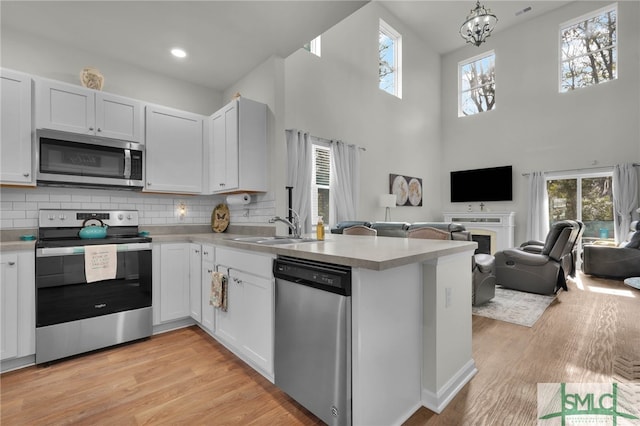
left=58, top=214, right=66, bottom=221
left=48, top=215, right=55, bottom=221
left=127, top=214, right=132, bottom=220
left=118, top=214, right=124, bottom=220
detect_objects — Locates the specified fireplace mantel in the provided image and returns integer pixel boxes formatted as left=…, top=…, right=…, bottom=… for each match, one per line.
left=443, top=212, right=515, bottom=254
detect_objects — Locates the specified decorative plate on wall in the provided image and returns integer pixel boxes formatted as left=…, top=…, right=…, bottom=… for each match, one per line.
left=211, top=204, right=230, bottom=233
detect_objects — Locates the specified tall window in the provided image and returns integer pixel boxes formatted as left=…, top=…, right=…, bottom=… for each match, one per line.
left=379, top=19, right=402, bottom=98
left=547, top=172, right=614, bottom=245
left=303, top=35, right=321, bottom=57
left=459, top=51, right=495, bottom=117
left=560, top=4, right=617, bottom=92
left=311, top=144, right=331, bottom=225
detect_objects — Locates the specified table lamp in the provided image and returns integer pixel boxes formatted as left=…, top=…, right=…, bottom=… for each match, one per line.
left=379, top=194, right=397, bottom=221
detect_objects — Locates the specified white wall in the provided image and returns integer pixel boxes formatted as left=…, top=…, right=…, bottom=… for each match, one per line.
left=284, top=2, right=443, bottom=225
left=1, top=27, right=222, bottom=115
left=440, top=1, right=640, bottom=243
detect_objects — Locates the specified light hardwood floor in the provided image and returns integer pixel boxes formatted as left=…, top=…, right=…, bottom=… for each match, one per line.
left=1, top=272, right=638, bottom=425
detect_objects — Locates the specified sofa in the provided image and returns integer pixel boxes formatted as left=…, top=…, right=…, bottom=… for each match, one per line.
left=331, top=221, right=496, bottom=305
left=583, top=220, right=640, bottom=279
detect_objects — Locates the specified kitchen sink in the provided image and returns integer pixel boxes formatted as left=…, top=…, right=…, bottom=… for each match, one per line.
left=230, top=236, right=317, bottom=245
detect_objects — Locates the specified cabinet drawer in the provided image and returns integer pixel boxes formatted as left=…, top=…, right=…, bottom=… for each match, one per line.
left=215, top=247, right=274, bottom=278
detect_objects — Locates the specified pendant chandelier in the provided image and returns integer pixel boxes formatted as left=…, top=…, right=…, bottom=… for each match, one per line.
left=459, top=1, right=498, bottom=47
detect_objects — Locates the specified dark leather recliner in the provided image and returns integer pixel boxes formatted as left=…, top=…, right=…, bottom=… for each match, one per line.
left=494, top=220, right=581, bottom=295
left=583, top=221, right=640, bottom=279
left=370, top=222, right=410, bottom=237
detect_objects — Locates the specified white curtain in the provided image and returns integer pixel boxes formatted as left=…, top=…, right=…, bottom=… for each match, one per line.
left=330, top=141, right=360, bottom=224
left=612, top=163, right=639, bottom=244
left=526, top=171, right=549, bottom=242
left=285, top=129, right=313, bottom=233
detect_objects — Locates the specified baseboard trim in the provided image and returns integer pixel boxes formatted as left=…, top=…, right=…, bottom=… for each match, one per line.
left=421, top=358, right=477, bottom=414
left=152, top=317, right=196, bottom=335
left=1, top=355, right=35, bottom=373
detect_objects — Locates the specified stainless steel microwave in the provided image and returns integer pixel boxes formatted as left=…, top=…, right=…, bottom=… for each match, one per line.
left=36, top=129, right=144, bottom=189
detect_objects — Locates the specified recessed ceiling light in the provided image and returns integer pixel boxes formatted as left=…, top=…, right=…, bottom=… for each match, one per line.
left=171, top=48, right=187, bottom=58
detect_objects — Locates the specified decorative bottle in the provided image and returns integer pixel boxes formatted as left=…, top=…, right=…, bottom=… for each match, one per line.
left=316, top=216, right=325, bottom=241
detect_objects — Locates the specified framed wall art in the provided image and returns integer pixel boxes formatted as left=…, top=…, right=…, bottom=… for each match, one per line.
left=389, top=173, right=423, bottom=206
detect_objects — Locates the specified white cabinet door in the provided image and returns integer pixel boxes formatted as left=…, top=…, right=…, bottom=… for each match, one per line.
left=36, top=79, right=143, bottom=143
left=95, top=93, right=143, bottom=142
left=200, top=245, right=215, bottom=333
left=214, top=247, right=274, bottom=376
left=215, top=265, right=242, bottom=347
left=189, top=244, right=202, bottom=323
left=208, top=98, right=266, bottom=194
left=159, top=244, right=191, bottom=322
left=0, top=69, right=33, bottom=185
left=0, top=253, right=19, bottom=360
left=37, top=79, right=95, bottom=134
left=236, top=269, right=273, bottom=374
left=145, top=105, right=203, bottom=194
left=210, top=101, right=238, bottom=192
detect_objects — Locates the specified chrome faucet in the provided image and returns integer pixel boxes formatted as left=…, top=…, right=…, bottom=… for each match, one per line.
left=269, top=209, right=301, bottom=238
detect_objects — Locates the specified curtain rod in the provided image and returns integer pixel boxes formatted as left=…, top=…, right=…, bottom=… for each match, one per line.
left=522, top=163, right=639, bottom=177
left=286, top=129, right=366, bottom=151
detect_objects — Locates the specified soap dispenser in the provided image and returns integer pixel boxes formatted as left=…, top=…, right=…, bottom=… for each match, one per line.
left=316, top=216, right=325, bottom=241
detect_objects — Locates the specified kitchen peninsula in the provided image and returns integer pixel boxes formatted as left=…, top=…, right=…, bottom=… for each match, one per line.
left=158, top=231, right=478, bottom=425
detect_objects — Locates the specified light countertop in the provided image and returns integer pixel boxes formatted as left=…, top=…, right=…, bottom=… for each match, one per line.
left=1, top=228, right=477, bottom=271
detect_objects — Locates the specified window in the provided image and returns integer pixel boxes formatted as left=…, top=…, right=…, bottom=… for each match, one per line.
left=547, top=172, right=614, bottom=265
left=559, top=4, right=617, bottom=92
left=459, top=51, right=495, bottom=117
left=311, top=144, right=331, bottom=226
left=303, top=35, right=321, bottom=57
left=379, top=19, right=402, bottom=98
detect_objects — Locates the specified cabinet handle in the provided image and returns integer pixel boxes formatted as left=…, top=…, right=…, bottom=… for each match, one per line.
left=147, top=182, right=152, bottom=186
left=219, top=183, right=225, bottom=187
left=97, top=128, right=102, bottom=132
left=195, top=250, right=200, bottom=254
left=23, top=172, right=30, bottom=177
left=207, top=269, right=213, bottom=274
left=8, top=262, right=15, bottom=266
left=203, top=251, right=208, bottom=256
left=89, top=127, right=94, bottom=131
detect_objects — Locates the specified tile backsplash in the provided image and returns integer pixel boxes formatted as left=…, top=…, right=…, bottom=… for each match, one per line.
left=0, top=186, right=276, bottom=230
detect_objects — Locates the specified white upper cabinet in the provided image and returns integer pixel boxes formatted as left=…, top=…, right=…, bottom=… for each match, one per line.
left=1, top=69, right=34, bottom=185
left=208, top=97, right=267, bottom=194
left=36, top=79, right=143, bottom=142
left=145, top=105, right=204, bottom=194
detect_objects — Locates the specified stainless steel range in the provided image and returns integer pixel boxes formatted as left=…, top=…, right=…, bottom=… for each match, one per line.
left=35, top=209, right=152, bottom=364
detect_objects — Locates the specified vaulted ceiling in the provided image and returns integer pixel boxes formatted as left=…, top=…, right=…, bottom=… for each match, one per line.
left=1, top=1, right=572, bottom=91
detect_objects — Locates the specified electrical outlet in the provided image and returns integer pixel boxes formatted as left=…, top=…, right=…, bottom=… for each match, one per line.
left=445, top=287, right=452, bottom=308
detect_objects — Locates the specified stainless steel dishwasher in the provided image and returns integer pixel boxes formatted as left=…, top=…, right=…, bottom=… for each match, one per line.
left=273, top=256, right=352, bottom=426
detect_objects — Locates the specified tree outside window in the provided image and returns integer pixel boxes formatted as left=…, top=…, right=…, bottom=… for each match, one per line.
left=560, top=5, right=617, bottom=92
left=547, top=174, right=613, bottom=244
left=459, top=51, right=495, bottom=116
left=379, top=19, right=402, bottom=98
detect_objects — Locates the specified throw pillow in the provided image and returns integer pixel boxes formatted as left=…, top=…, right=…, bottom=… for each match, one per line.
left=626, top=230, right=640, bottom=249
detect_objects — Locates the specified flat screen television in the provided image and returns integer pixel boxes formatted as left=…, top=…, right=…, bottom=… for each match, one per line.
left=450, top=165, right=513, bottom=202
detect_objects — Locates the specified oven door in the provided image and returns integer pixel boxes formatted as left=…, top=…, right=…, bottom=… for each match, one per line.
left=35, top=243, right=152, bottom=327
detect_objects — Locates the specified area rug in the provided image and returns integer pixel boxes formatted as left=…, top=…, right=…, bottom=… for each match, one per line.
left=472, top=286, right=556, bottom=327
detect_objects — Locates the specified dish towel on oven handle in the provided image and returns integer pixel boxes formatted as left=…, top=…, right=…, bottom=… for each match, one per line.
left=84, top=244, right=117, bottom=283
left=210, top=271, right=228, bottom=312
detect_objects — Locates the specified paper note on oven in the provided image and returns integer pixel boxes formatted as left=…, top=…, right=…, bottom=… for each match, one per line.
left=84, top=244, right=117, bottom=283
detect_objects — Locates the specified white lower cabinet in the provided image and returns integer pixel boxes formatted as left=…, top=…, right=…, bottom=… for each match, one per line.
left=214, top=247, right=274, bottom=377
left=154, top=243, right=191, bottom=324
left=189, top=244, right=202, bottom=323
left=0, top=251, right=35, bottom=363
left=200, top=245, right=215, bottom=334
